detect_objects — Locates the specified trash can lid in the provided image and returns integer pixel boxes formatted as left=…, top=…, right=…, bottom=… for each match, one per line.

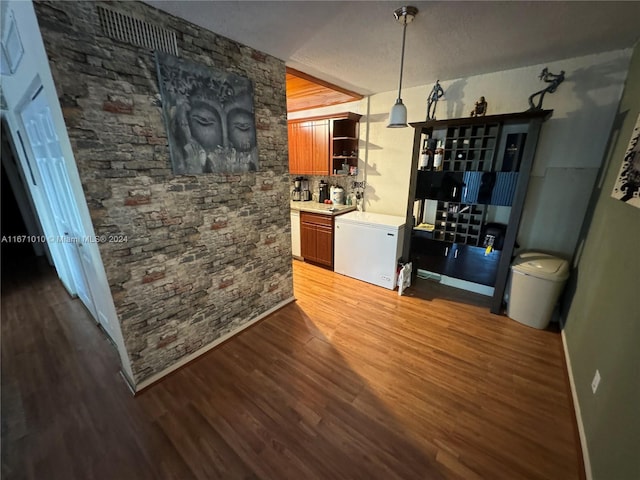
left=512, top=252, right=570, bottom=281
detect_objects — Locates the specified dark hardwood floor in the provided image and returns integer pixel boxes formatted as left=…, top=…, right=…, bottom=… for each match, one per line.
left=1, top=256, right=584, bottom=479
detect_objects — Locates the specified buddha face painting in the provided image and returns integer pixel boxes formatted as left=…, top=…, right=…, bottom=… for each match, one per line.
left=156, top=52, right=259, bottom=174
left=188, top=98, right=223, bottom=151
left=228, top=107, right=256, bottom=152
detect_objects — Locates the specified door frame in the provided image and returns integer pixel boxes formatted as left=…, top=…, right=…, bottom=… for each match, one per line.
left=1, top=0, right=134, bottom=387
left=18, top=84, right=98, bottom=319
left=0, top=117, right=48, bottom=260
left=9, top=77, right=134, bottom=384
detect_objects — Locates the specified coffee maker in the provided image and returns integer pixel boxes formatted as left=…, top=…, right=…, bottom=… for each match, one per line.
left=291, top=176, right=302, bottom=201
left=318, top=180, right=329, bottom=203
left=301, top=177, right=311, bottom=201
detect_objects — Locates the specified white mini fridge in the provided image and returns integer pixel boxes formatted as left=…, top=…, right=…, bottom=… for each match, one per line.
left=334, top=211, right=406, bottom=289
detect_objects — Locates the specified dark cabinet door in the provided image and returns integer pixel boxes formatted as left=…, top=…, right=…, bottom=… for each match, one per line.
left=300, top=212, right=334, bottom=269
left=415, top=171, right=464, bottom=201
left=410, top=235, right=451, bottom=275
left=300, top=221, right=317, bottom=262
left=315, top=225, right=333, bottom=267
left=445, top=244, right=500, bottom=286
left=410, top=235, right=501, bottom=286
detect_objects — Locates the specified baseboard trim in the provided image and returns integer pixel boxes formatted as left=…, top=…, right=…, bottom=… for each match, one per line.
left=128, top=296, right=296, bottom=393
left=561, top=329, right=592, bottom=480
left=119, top=370, right=136, bottom=395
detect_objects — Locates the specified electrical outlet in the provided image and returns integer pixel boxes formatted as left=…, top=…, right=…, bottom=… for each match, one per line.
left=591, top=369, right=601, bottom=394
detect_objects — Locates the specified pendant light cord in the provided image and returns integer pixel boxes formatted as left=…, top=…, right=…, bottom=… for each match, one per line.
left=397, top=21, right=408, bottom=101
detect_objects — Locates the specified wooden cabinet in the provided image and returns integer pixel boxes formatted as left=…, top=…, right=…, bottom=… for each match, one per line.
left=411, top=232, right=449, bottom=274
left=288, top=112, right=361, bottom=177
left=330, top=113, right=361, bottom=175
left=411, top=234, right=500, bottom=286
left=407, top=110, right=552, bottom=313
left=447, top=244, right=500, bottom=286
left=287, top=122, right=301, bottom=174
left=300, top=212, right=334, bottom=268
left=303, top=119, right=330, bottom=176
left=288, top=119, right=330, bottom=176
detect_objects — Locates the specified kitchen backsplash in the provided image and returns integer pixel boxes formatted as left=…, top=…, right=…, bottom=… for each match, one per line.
left=291, top=175, right=362, bottom=201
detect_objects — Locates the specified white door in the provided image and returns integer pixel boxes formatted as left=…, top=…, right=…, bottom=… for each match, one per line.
left=20, top=88, right=98, bottom=320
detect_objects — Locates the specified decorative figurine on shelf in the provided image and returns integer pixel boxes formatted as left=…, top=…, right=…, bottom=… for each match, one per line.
left=426, top=80, right=444, bottom=120
left=528, top=67, right=565, bottom=111
left=470, top=96, right=488, bottom=117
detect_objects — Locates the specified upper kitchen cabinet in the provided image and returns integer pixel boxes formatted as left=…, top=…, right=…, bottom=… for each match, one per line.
left=406, top=110, right=552, bottom=314
left=288, top=118, right=330, bottom=175
left=288, top=112, right=361, bottom=176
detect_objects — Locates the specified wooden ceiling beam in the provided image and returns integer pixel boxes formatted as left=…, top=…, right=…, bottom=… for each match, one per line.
left=286, top=67, right=364, bottom=113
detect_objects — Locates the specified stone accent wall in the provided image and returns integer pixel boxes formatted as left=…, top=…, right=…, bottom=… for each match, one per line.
left=34, top=0, right=293, bottom=384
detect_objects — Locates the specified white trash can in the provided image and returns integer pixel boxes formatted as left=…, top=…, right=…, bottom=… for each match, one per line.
left=507, top=252, right=570, bottom=329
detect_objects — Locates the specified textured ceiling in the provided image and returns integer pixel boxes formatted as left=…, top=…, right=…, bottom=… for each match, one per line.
left=145, top=1, right=640, bottom=96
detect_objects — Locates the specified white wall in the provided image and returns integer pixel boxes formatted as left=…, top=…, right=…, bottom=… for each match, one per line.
left=0, top=0, right=134, bottom=383
left=292, top=49, right=632, bottom=259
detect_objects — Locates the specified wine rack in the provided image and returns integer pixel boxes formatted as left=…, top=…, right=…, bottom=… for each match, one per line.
left=442, top=123, right=500, bottom=172
left=433, top=201, right=486, bottom=246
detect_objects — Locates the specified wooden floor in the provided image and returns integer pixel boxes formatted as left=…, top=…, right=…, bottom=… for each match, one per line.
left=1, top=256, right=584, bottom=480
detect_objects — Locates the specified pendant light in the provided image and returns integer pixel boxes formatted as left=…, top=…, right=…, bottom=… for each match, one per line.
left=387, top=5, right=418, bottom=128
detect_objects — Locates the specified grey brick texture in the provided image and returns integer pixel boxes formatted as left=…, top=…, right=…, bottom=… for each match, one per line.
left=34, top=0, right=293, bottom=384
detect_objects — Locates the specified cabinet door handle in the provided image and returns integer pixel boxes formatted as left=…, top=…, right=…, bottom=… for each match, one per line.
left=444, top=247, right=449, bottom=256
left=454, top=249, right=459, bottom=258
left=452, top=187, right=457, bottom=198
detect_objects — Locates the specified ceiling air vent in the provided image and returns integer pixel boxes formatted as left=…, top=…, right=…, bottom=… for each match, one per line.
left=97, top=5, right=178, bottom=56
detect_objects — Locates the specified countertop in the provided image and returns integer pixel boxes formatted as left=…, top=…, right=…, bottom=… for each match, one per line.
left=290, top=201, right=356, bottom=216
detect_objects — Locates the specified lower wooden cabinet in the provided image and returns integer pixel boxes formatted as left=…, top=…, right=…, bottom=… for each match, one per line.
left=300, top=212, right=334, bottom=268
left=411, top=233, right=500, bottom=286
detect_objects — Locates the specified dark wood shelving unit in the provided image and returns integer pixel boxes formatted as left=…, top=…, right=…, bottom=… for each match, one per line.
left=330, top=113, right=361, bottom=176
left=405, top=110, right=552, bottom=314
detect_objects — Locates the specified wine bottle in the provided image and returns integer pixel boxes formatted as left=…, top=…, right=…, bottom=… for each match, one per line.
left=419, top=137, right=433, bottom=170
left=433, top=140, right=444, bottom=171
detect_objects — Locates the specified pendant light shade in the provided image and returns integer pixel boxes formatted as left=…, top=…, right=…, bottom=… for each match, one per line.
left=387, top=6, right=418, bottom=128
left=388, top=99, right=408, bottom=128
